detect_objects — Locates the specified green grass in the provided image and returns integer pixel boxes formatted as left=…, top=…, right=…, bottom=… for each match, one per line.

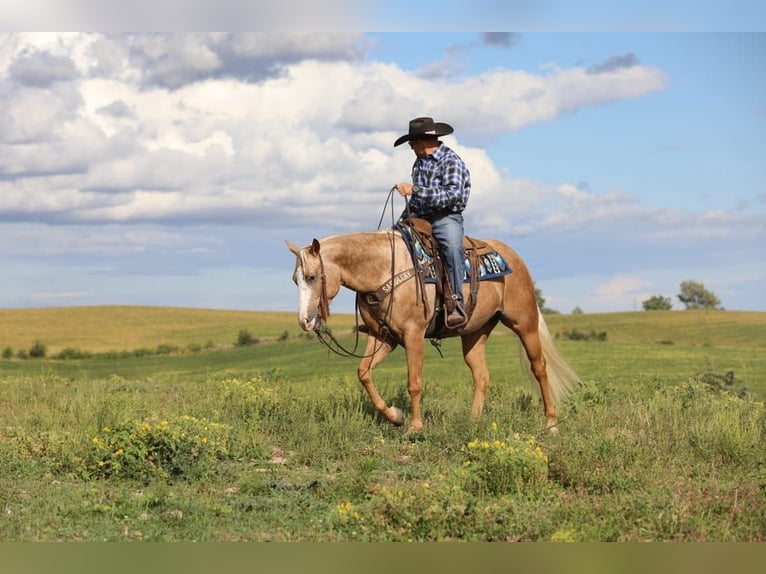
left=0, top=307, right=764, bottom=541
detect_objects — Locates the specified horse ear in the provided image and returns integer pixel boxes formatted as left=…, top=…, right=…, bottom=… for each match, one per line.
left=286, top=241, right=301, bottom=255
left=311, top=238, right=321, bottom=254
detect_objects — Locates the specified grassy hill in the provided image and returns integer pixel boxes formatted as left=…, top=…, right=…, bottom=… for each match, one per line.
left=1, top=306, right=764, bottom=396
left=1, top=305, right=763, bottom=355
left=0, top=305, right=358, bottom=354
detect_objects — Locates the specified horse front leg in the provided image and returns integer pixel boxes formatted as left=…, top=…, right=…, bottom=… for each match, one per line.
left=357, top=334, right=405, bottom=426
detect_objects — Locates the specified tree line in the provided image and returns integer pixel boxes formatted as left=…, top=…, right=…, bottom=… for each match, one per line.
left=536, top=280, right=723, bottom=314
left=642, top=280, right=722, bottom=311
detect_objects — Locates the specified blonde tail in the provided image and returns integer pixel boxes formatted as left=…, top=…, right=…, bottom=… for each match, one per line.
left=519, top=308, right=580, bottom=406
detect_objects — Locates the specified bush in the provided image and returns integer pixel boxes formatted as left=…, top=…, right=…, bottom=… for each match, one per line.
left=216, top=376, right=278, bottom=424
left=55, top=348, right=93, bottom=360
left=235, top=329, right=259, bottom=347
left=559, top=328, right=607, bottom=341
left=88, top=415, right=230, bottom=482
left=2, top=347, right=13, bottom=359
left=462, top=425, right=549, bottom=496
left=28, top=340, right=47, bottom=358
left=643, top=295, right=673, bottom=311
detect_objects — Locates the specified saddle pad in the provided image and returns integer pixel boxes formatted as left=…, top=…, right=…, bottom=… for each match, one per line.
left=399, top=225, right=512, bottom=284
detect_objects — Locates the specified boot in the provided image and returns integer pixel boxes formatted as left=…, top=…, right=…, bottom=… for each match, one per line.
left=445, top=297, right=467, bottom=329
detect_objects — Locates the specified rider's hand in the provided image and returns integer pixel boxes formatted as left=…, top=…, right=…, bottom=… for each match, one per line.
left=395, top=183, right=413, bottom=197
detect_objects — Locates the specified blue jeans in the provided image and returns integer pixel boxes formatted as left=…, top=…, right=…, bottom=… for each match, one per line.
left=429, top=213, right=465, bottom=305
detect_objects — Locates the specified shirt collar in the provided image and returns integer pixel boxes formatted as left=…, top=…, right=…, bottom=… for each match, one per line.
left=425, top=142, right=446, bottom=160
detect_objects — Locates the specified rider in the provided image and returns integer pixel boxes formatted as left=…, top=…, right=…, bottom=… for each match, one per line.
left=394, top=117, right=471, bottom=328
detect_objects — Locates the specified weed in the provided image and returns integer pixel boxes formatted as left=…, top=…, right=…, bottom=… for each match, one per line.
left=87, top=415, right=230, bottom=482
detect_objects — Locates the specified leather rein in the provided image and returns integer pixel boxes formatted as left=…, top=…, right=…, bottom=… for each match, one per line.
left=310, top=187, right=413, bottom=359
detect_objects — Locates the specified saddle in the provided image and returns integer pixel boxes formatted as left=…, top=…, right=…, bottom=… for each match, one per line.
left=360, top=218, right=511, bottom=341
left=396, top=217, right=510, bottom=334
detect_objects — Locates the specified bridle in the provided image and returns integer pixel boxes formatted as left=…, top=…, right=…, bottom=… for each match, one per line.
left=307, top=187, right=403, bottom=359
left=303, top=246, right=372, bottom=359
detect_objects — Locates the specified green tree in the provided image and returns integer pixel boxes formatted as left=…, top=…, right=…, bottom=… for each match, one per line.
left=677, top=280, right=722, bottom=310
left=534, top=285, right=560, bottom=315
left=642, top=295, right=673, bottom=311
left=535, top=285, right=546, bottom=310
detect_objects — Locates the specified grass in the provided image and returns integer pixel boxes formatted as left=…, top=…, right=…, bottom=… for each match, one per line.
left=0, top=307, right=765, bottom=541
left=0, top=305, right=359, bottom=355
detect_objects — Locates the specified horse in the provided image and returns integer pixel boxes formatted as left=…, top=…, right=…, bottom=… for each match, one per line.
left=286, top=228, right=580, bottom=433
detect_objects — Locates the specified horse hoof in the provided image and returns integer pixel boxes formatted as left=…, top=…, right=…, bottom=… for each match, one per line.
left=387, top=406, right=405, bottom=426
left=547, top=424, right=559, bottom=435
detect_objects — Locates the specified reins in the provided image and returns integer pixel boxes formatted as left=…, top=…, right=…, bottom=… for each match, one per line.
left=311, top=186, right=402, bottom=359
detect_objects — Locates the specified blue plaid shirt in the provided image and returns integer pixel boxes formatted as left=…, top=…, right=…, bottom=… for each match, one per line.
left=407, top=143, right=471, bottom=218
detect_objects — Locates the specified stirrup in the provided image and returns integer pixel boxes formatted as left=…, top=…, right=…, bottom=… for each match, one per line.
left=445, top=300, right=467, bottom=329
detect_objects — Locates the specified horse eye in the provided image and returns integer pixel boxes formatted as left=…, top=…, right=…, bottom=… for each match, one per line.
left=305, top=273, right=317, bottom=283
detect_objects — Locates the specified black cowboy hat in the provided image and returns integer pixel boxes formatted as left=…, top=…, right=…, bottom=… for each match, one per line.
left=393, top=116, right=454, bottom=147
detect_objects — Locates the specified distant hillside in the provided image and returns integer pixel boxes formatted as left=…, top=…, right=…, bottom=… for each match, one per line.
left=0, top=306, right=763, bottom=355
left=543, top=310, right=766, bottom=349
left=0, top=306, right=354, bottom=354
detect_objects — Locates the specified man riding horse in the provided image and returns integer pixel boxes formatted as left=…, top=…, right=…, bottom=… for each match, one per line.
left=394, top=117, right=471, bottom=329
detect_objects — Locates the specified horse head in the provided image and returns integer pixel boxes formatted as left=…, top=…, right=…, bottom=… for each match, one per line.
left=287, top=238, right=330, bottom=332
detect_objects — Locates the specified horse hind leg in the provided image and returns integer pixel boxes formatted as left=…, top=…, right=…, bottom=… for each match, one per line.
left=511, top=321, right=559, bottom=433
left=461, top=323, right=497, bottom=420
left=357, top=335, right=405, bottom=426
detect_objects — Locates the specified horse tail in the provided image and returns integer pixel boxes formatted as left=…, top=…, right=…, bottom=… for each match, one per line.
left=519, top=308, right=580, bottom=406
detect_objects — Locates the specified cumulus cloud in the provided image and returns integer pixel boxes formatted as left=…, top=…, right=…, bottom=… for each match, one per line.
left=0, top=33, right=670, bottom=230
left=9, top=50, right=79, bottom=87
left=0, top=32, right=762, bottom=312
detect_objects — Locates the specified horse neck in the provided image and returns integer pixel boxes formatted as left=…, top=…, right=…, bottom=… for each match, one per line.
left=322, top=232, right=405, bottom=294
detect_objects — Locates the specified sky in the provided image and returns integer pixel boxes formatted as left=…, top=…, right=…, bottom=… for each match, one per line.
left=0, top=28, right=764, bottom=315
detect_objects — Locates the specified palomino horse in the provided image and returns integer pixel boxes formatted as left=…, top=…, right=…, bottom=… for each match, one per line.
left=287, top=229, right=579, bottom=433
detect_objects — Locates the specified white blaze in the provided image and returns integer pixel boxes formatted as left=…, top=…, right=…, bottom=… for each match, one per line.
left=295, top=259, right=318, bottom=331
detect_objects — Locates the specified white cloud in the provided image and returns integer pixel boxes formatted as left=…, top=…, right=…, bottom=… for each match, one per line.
left=0, top=32, right=762, bottom=312
left=0, top=33, right=672, bottom=231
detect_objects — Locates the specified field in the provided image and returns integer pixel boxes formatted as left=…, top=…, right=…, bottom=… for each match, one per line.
left=0, top=306, right=764, bottom=542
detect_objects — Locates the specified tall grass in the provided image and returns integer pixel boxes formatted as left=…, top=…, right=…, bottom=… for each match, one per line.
left=1, top=367, right=763, bottom=541
left=1, top=308, right=764, bottom=541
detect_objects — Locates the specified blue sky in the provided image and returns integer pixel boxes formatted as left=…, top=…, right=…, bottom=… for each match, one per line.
left=0, top=31, right=763, bottom=314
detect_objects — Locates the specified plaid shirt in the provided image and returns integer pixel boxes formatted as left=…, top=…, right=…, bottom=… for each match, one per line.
left=407, top=143, right=471, bottom=218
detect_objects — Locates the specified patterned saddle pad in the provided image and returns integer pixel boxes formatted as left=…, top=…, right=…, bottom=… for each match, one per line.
left=397, top=222, right=512, bottom=284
